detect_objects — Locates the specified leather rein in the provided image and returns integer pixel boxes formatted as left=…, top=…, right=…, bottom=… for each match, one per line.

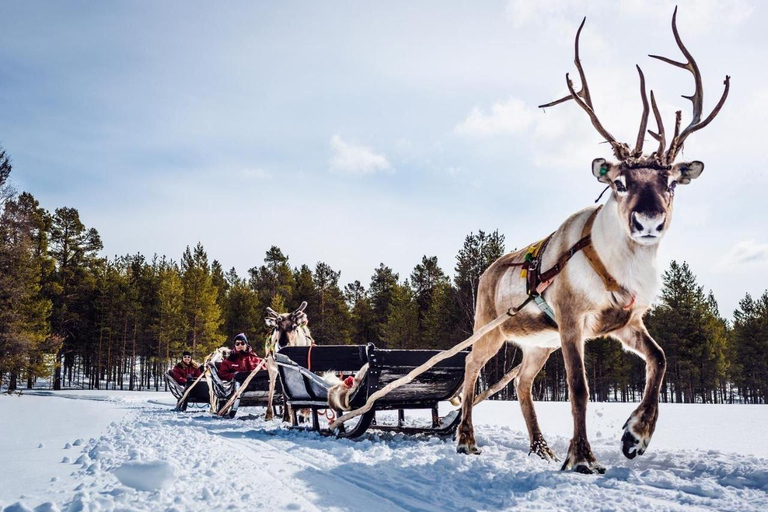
left=509, top=206, right=629, bottom=324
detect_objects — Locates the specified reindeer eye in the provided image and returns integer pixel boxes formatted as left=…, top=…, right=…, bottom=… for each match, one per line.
left=614, top=180, right=627, bottom=193
left=668, top=180, right=677, bottom=192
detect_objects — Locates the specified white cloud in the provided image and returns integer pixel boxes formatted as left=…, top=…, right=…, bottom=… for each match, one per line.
left=719, top=239, right=768, bottom=266
left=241, top=168, right=272, bottom=180
left=329, top=135, right=393, bottom=175
left=507, top=0, right=753, bottom=34
left=454, top=97, right=535, bottom=137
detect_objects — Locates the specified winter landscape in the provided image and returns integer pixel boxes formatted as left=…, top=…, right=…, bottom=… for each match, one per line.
left=2, top=1, right=768, bottom=512
left=2, top=392, right=767, bottom=512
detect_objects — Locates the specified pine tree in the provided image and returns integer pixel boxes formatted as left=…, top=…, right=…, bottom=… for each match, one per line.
left=0, top=148, right=12, bottom=206
left=249, top=246, right=295, bottom=307
left=0, top=193, right=54, bottom=389
left=48, top=207, right=103, bottom=389
left=645, top=261, right=724, bottom=403
left=422, top=281, right=463, bottom=349
left=158, top=259, right=185, bottom=363
left=223, top=267, right=261, bottom=343
left=410, top=256, right=449, bottom=345
left=312, top=262, right=350, bottom=344
left=381, top=282, right=419, bottom=349
left=180, top=243, right=222, bottom=358
left=368, top=263, right=399, bottom=343
left=731, top=291, right=768, bottom=403
left=454, top=230, right=505, bottom=336
left=345, top=281, right=377, bottom=346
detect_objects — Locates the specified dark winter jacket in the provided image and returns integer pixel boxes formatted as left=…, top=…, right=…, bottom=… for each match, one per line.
left=218, top=347, right=262, bottom=381
left=170, top=361, right=202, bottom=385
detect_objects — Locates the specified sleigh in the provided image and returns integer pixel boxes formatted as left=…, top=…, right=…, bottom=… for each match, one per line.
left=274, top=344, right=466, bottom=438
left=168, top=363, right=282, bottom=417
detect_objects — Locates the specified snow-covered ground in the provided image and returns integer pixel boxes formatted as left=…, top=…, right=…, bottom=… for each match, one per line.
left=2, top=391, right=767, bottom=512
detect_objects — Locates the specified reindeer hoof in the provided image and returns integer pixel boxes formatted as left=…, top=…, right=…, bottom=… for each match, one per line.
left=530, top=439, right=559, bottom=463
left=571, top=461, right=606, bottom=475
left=621, top=418, right=650, bottom=459
left=456, top=443, right=481, bottom=455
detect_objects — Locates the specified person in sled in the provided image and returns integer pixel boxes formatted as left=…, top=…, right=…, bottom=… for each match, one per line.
left=170, top=351, right=202, bottom=386
left=219, top=333, right=262, bottom=382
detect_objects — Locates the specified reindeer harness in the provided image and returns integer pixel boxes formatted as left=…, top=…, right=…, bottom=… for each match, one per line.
left=511, top=205, right=626, bottom=324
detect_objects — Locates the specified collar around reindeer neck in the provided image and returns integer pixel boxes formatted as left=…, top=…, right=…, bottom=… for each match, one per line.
left=516, top=206, right=634, bottom=324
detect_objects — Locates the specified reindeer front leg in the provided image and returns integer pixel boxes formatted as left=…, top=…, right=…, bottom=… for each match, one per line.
left=615, top=322, right=666, bottom=459
left=560, top=324, right=604, bottom=474
left=265, top=356, right=278, bottom=421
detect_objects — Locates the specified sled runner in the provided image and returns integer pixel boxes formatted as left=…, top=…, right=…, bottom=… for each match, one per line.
left=275, top=344, right=466, bottom=438
left=169, top=363, right=282, bottom=417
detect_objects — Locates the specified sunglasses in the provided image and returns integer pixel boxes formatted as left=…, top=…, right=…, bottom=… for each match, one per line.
left=235, top=341, right=246, bottom=346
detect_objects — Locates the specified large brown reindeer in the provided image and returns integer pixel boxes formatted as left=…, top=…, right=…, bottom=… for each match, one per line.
left=264, top=301, right=314, bottom=421
left=456, top=8, right=729, bottom=474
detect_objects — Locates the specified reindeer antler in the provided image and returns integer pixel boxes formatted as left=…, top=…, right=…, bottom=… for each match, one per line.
left=266, top=307, right=280, bottom=318
left=539, top=18, right=632, bottom=161
left=649, top=6, right=730, bottom=163
left=540, top=9, right=729, bottom=167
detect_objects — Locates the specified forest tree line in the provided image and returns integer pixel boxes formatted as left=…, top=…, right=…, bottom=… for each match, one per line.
left=1, top=147, right=766, bottom=403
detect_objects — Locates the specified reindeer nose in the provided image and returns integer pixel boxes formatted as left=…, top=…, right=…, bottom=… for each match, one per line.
left=631, top=211, right=666, bottom=235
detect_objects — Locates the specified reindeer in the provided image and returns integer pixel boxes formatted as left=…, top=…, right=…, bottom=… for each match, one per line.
left=264, top=301, right=314, bottom=421
left=456, top=8, right=729, bottom=474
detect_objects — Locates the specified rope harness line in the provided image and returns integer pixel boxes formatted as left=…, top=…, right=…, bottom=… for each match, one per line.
left=217, top=359, right=268, bottom=417
left=329, top=208, right=630, bottom=431
left=328, top=303, right=525, bottom=430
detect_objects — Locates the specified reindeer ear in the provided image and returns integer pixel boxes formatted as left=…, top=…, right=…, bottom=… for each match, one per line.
left=592, top=158, right=619, bottom=184
left=670, top=161, right=704, bottom=185
left=265, top=317, right=277, bottom=327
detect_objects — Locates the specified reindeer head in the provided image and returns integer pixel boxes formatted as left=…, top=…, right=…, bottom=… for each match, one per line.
left=265, top=301, right=311, bottom=350
left=540, top=8, right=728, bottom=246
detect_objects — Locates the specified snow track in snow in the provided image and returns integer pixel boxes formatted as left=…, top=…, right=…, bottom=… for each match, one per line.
left=2, top=392, right=767, bottom=512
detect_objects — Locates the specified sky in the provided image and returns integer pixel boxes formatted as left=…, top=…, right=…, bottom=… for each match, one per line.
left=1, top=0, right=766, bottom=319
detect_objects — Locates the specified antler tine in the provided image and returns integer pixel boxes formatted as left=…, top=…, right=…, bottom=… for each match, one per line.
left=266, top=307, right=280, bottom=318
left=538, top=18, right=592, bottom=109
left=670, top=76, right=730, bottom=161
left=648, top=90, right=667, bottom=165
left=539, top=17, right=631, bottom=160
left=634, top=65, right=650, bottom=156
left=295, top=301, right=307, bottom=314
left=650, top=6, right=730, bottom=162
left=565, top=73, right=630, bottom=160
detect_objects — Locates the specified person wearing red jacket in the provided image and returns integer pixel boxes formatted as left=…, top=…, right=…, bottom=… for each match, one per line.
left=219, top=333, right=262, bottom=381
left=170, top=351, right=202, bottom=385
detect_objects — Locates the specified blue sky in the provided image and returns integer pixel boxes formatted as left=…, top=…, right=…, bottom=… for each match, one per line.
left=1, top=0, right=766, bottom=318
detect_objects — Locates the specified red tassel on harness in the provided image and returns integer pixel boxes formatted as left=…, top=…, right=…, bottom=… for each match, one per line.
left=343, top=376, right=355, bottom=388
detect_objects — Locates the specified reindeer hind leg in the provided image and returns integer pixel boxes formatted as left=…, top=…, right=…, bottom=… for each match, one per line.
left=516, top=346, right=559, bottom=462
left=457, top=327, right=507, bottom=455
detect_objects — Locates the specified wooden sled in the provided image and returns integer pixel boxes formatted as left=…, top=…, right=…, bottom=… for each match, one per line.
left=169, top=364, right=283, bottom=418
left=275, top=344, right=466, bottom=438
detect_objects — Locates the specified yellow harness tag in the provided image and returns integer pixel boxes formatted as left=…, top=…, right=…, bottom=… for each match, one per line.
left=520, top=239, right=546, bottom=278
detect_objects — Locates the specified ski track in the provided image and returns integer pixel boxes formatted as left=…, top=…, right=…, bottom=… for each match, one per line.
left=2, top=394, right=768, bottom=512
